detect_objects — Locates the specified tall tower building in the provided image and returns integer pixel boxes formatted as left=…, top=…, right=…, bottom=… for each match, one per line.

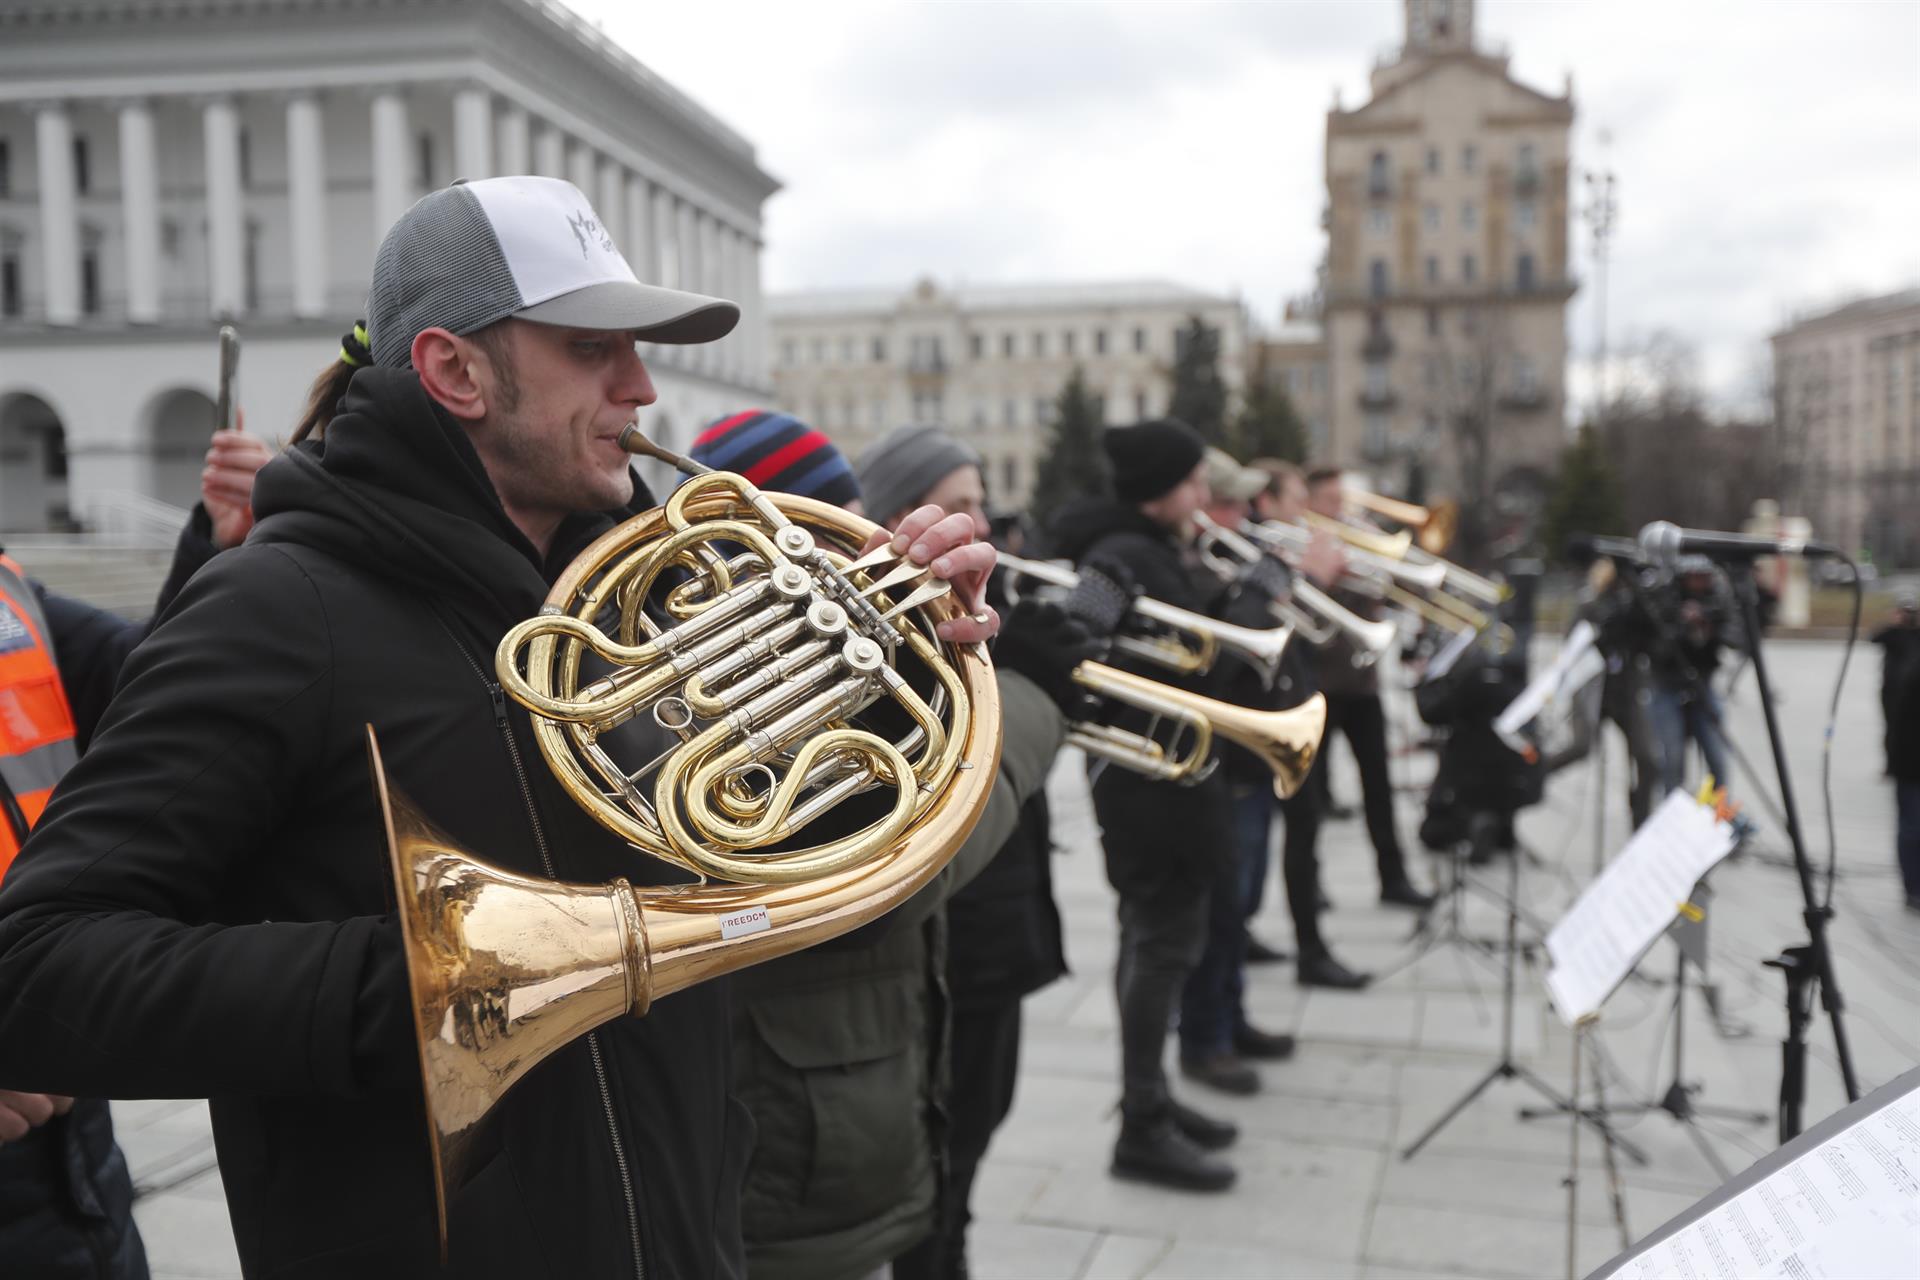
left=1322, top=0, right=1575, bottom=510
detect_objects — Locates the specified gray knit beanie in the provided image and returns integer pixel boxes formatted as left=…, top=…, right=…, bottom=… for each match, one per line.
left=854, top=426, right=983, bottom=522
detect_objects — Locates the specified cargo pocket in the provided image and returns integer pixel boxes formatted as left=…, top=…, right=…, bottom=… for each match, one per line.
left=743, top=977, right=926, bottom=1232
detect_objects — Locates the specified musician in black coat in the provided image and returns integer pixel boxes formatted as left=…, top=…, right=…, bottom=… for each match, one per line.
left=1045, top=419, right=1243, bottom=1193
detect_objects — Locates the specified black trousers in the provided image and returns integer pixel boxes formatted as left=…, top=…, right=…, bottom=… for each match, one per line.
left=1320, top=691, right=1414, bottom=890
left=1280, top=761, right=1327, bottom=956
left=893, top=998, right=1023, bottom=1280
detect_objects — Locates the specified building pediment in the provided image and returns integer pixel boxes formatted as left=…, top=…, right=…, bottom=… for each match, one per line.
left=1331, top=51, right=1571, bottom=135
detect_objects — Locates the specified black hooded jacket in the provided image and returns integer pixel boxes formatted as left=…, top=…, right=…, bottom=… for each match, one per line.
left=0, top=368, right=750, bottom=1279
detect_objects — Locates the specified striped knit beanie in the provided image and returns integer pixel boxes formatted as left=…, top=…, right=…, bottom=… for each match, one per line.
left=689, top=411, right=862, bottom=508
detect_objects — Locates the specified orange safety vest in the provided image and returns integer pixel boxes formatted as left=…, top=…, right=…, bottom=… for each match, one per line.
left=0, top=553, right=80, bottom=881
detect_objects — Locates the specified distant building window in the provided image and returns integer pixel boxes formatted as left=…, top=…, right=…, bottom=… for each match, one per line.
left=1425, top=146, right=1440, bottom=175
left=1460, top=200, right=1477, bottom=230
left=1368, top=150, right=1390, bottom=198
left=1368, top=207, right=1391, bottom=235
left=72, top=136, right=91, bottom=195
left=1515, top=355, right=1539, bottom=395
left=1515, top=200, right=1536, bottom=231
left=1425, top=255, right=1439, bottom=284
left=1063, top=330, right=1076, bottom=356
left=1517, top=142, right=1537, bottom=174
left=1035, top=397, right=1052, bottom=425
left=1422, top=202, right=1439, bottom=232
left=1516, top=253, right=1536, bottom=292
left=1, top=252, right=19, bottom=317
left=1364, top=362, right=1388, bottom=396
left=1094, top=329, right=1108, bottom=354
left=1174, top=327, right=1191, bottom=362
left=1426, top=306, right=1440, bottom=336
left=811, top=338, right=826, bottom=362
left=781, top=339, right=795, bottom=366
left=1002, top=455, right=1017, bottom=494
left=0, top=140, right=10, bottom=198
left=1460, top=253, right=1477, bottom=283
left=1369, top=259, right=1389, bottom=298
left=1364, top=412, right=1388, bottom=456
left=416, top=132, right=434, bottom=190
left=1003, top=399, right=1017, bottom=427
left=1133, top=327, right=1147, bottom=354
left=1032, top=332, right=1046, bottom=357
left=238, top=128, right=252, bottom=187
left=1461, top=144, right=1477, bottom=174
left=872, top=337, right=887, bottom=362
left=970, top=333, right=984, bottom=359
left=841, top=336, right=855, bottom=362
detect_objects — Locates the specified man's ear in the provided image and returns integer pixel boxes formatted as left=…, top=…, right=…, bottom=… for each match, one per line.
left=412, top=327, right=488, bottom=422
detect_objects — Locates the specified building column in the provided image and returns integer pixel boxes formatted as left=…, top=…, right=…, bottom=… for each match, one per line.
left=201, top=96, right=246, bottom=318
left=625, top=172, right=653, bottom=281
left=370, top=89, right=412, bottom=242
left=532, top=122, right=564, bottom=179
left=566, top=139, right=596, bottom=199
left=652, top=186, right=676, bottom=287
left=497, top=103, right=530, bottom=175
left=596, top=160, right=625, bottom=256
left=453, top=85, right=492, bottom=181
left=32, top=102, right=80, bottom=326
left=116, top=99, right=162, bottom=323
left=281, top=92, right=328, bottom=318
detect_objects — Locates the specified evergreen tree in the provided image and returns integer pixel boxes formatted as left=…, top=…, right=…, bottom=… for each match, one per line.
left=1230, top=376, right=1308, bottom=462
left=1028, top=366, right=1108, bottom=526
left=1541, top=423, right=1627, bottom=562
left=1166, top=314, right=1229, bottom=446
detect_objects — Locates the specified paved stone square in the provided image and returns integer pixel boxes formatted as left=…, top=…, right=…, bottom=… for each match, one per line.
left=119, top=640, right=1920, bottom=1279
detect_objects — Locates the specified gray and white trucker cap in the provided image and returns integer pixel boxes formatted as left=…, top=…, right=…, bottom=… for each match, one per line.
left=366, top=175, right=739, bottom=368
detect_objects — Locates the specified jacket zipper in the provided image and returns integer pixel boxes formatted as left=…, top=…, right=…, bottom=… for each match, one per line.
left=438, top=614, right=648, bottom=1280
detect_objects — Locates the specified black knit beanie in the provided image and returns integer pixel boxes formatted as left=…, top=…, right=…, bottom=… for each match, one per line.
left=1103, top=418, right=1206, bottom=504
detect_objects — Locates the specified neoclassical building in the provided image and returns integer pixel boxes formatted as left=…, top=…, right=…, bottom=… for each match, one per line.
left=0, top=0, right=779, bottom=531
left=769, top=278, right=1246, bottom=510
left=1322, top=0, right=1575, bottom=501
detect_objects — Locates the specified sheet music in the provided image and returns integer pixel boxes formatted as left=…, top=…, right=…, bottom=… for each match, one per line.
left=1496, top=619, right=1601, bottom=738
left=1544, top=789, right=1735, bottom=1024
left=1601, top=1084, right=1920, bottom=1279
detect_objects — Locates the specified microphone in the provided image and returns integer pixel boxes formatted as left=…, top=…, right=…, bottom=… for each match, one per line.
left=1638, top=521, right=1837, bottom=564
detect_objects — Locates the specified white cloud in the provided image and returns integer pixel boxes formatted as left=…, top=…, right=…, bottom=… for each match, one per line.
left=567, top=0, right=1920, bottom=412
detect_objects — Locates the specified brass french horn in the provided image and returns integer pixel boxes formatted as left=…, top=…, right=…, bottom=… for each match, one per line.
left=375, top=432, right=1001, bottom=1254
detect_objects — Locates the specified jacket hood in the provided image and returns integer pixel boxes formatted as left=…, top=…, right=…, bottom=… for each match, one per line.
left=1042, top=496, right=1174, bottom=563
left=248, top=367, right=655, bottom=624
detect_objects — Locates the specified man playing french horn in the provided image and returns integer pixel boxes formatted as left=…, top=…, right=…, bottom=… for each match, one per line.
left=0, top=176, right=999, bottom=1278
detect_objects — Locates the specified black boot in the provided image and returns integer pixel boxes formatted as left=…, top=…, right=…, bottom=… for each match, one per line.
left=1167, top=1096, right=1238, bottom=1150
left=1298, top=948, right=1371, bottom=990
left=1111, top=1112, right=1236, bottom=1191
left=1245, top=933, right=1291, bottom=964
left=1380, top=879, right=1437, bottom=910
left=1179, top=1050, right=1260, bottom=1096
left=1232, top=1022, right=1297, bottom=1061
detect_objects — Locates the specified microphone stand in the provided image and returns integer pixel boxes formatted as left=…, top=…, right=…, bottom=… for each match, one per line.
left=1722, top=561, right=1860, bottom=1138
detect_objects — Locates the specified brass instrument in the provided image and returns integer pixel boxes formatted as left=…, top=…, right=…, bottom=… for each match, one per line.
left=1243, top=519, right=1448, bottom=592
left=992, top=552, right=1324, bottom=790
left=996, top=552, right=1292, bottom=682
left=1304, top=510, right=1413, bottom=560
left=1344, top=484, right=1457, bottom=555
left=1192, top=514, right=1398, bottom=665
left=384, top=429, right=1003, bottom=1254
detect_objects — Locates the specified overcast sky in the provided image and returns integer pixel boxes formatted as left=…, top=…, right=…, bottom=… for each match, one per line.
left=567, top=0, right=1920, bottom=415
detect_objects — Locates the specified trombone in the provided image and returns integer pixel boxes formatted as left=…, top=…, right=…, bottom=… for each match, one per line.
left=1305, top=499, right=1507, bottom=606
left=1344, top=484, right=1457, bottom=555
left=1244, top=519, right=1447, bottom=592
left=1191, top=514, right=1398, bottom=665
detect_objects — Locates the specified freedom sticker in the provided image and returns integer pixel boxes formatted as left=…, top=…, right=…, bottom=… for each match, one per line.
left=718, top=904, right=771, bottom=940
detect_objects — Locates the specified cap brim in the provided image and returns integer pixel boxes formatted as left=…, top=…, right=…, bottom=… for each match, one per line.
left=514, top=280, right=740, bottom=344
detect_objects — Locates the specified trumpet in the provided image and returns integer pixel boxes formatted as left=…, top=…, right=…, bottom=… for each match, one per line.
left=1191, top=514, right=1398, bottom=665
left=1243, top=519, right=1447, bottom=593
left=996, top=552, right=1293, bottom=682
